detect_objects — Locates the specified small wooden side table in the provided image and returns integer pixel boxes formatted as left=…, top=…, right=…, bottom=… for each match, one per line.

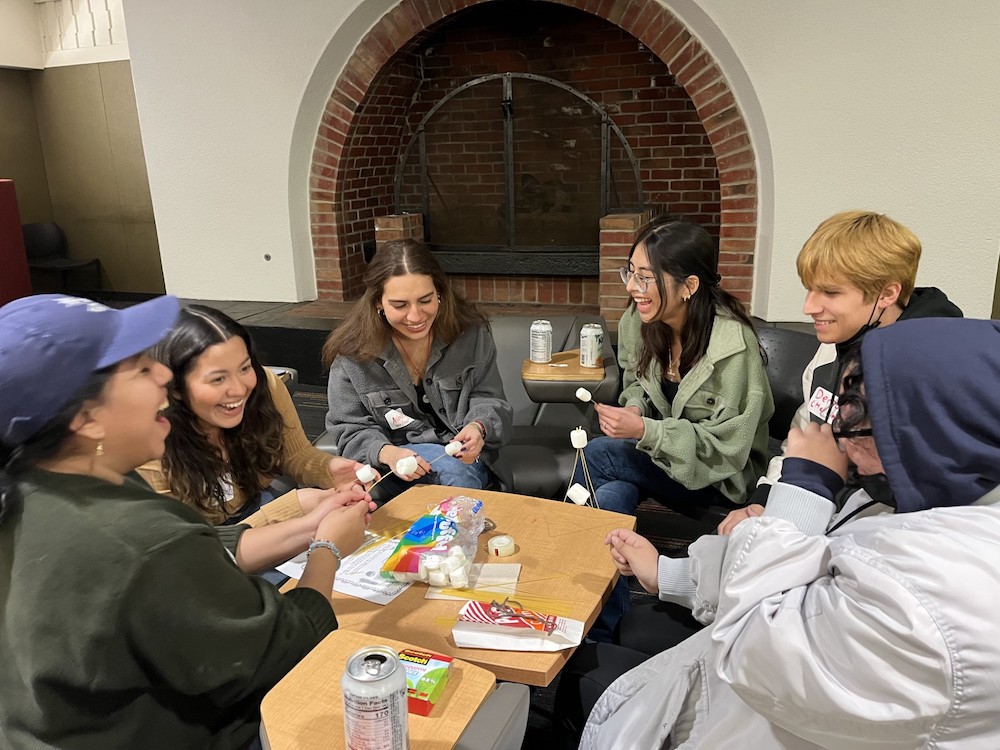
left=260, top=630, right=495, bottom=750
left=521, top=347, right=605, bottom=382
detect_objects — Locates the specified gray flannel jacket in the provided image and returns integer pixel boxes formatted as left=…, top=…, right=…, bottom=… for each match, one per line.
left=324, top=324, right=513, bottom=484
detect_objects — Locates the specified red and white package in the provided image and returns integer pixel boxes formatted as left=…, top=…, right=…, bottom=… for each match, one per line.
left=451, top=599, right=583, bottom=652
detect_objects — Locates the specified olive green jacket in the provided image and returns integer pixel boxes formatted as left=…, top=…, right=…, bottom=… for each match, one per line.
left=618, top=306, right=774, bottom=504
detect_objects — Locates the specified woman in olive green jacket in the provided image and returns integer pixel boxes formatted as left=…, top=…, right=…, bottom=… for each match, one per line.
left=575, top=219, right=774, bottom=516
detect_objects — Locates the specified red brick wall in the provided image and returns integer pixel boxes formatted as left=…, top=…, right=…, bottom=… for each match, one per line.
left=312, top=0, right=757, bottom=305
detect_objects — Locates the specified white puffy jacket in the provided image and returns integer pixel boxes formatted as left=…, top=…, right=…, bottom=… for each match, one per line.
left=581, top=484, right=1000, bottom=749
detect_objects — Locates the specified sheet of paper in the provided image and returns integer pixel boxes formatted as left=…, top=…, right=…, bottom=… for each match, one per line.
left=276, top=537, right=411, bottom=606
left=424, top=562, right=521, bottom=601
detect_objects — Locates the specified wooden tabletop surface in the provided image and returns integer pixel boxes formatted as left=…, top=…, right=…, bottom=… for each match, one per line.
left=288, top=485, right=634, bottom=686
left=521, top=348, right=606, bottom=382
left=260, top=629, right=496, bottom=750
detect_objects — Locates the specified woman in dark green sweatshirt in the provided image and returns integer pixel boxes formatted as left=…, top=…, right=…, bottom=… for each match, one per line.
left=0, top=294, right=373, bottom=750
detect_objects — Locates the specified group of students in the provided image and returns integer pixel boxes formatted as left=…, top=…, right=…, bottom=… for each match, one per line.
left=0, top=209, right=997, bottom=749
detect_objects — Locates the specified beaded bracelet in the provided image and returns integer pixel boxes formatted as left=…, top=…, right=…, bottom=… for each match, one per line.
left=308, top=539, right=342, bottom=564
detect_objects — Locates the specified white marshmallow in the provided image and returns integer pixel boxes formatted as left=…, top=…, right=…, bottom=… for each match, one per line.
left=449, top=567, right=469, bottom=588
left=575, top=387, right=592, bottom=403
left=355, top=465, right=377, bottom=483
left=448, top=546, right=466, bottom=561
left=428, top=569, right=448, bottom=587
left=566, top=483, right=591, bottom=505
left=438, top=556, right=456, bottom=575
left=570, top=428, right=588, bottom=449
left=422, top=554, right=441, bottom=571
left=445, top=440, right=463, bottom=456
left=395, top=455, right=418, bottom=476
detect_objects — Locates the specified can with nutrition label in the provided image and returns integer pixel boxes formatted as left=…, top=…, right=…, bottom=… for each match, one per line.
left=342, top=646, right=410, bottom=750
left=529, top=319, right=553, bottom=364
left=579, top=323, right=604, bottom=368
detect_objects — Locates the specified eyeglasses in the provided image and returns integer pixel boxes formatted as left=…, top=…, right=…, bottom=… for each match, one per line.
left=619, top=267, right=657, bottom=294
left=832, top=427, right=873, bottom=442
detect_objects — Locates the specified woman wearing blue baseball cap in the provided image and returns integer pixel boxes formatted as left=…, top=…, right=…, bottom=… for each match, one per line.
left=0, top=294, right=373, bottom=748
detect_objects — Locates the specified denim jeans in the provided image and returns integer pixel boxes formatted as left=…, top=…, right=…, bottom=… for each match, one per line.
left=574, top=436, right=726, bottom=640
left=573, top=436, right=722, bottom=514
left=371, top=442, right=492, bottom=502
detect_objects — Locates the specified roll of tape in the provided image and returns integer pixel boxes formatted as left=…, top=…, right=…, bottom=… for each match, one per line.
left=487, top=534, right=516, bottom=557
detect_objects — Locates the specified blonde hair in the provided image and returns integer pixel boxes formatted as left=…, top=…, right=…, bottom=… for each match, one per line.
left=796, top=211, right=921, bottom=304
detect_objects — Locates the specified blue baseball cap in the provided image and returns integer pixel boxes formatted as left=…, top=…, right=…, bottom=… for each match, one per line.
left=0, top=294, right=180, bottom=446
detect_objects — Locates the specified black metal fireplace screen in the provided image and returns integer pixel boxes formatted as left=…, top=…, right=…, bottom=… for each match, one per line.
left=394, top=72, right=644, bottom=275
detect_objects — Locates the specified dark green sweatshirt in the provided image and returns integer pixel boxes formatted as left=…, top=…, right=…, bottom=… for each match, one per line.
left=0, top=469, right=337, bottom=749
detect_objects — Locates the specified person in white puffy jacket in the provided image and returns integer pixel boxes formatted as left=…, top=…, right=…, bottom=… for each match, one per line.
left=572, top=317, right=1000, bottom=749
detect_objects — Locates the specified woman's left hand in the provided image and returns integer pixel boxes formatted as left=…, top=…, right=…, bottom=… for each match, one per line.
left=328, top=457, right=380, bottom=491
left=452, top=422, right=486, bottom=464
left=595, top=404, right=645, bottom=440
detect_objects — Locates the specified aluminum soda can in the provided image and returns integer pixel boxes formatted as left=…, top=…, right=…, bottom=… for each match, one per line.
left=529, top=319, right=553, bottom=364
left=342, top=646, right=409, bottom=750
left=580, top=323, right=604, bottom=368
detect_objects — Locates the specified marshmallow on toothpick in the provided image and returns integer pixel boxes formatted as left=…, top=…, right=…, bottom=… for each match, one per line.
left=355, top=464, right=377, bottom=484
left=445, top=440, right=463, bottom=456
left=575, top=387, right=592, bottom=403
left=570, top=428, right=588, bottom=449
left=395, top=455, right=419, bottom=476
left=566, top=483, right=592, bottom=505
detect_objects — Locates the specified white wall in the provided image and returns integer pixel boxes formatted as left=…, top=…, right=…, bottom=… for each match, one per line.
left=690, top=0, right=1000, bottom=320
left=122, top=0, right=1000, bottom=317
left=0, top=0, right=44, bottom=69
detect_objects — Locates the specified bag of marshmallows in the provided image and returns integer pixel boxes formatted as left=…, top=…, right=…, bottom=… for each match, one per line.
left=380, top=496, right=485, bottom=588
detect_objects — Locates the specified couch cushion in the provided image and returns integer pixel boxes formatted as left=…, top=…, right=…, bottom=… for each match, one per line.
left=757, top=326, right=817, bottom=443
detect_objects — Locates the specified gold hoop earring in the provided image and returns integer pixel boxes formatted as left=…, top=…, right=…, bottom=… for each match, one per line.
left=95, top=442, right=104, bottom=457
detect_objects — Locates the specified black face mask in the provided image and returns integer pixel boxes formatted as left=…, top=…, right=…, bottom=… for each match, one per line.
left=857, top=472, right=895, bottom=507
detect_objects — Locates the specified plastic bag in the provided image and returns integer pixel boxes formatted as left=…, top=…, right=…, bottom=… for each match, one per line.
left=380, top=496, right=485, bottom=588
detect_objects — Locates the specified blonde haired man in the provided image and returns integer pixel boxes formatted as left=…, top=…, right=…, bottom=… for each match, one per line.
left=739, top=210, right=962, bottom=513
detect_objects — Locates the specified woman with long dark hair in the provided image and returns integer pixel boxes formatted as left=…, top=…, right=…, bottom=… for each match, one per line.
left=0, top=294, right=371, bottom=748
left=322, top=239, right=513, bottom=499
left=577, top=218, right=773, bottom=515
left=139, top=305, right=374, bottom=572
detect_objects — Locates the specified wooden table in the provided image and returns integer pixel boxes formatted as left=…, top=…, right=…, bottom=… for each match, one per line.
left=291, top=485, right=635, bottom=686
left=521, top=347, right=605, bottom=382
left=260, top=630, right=495, bottom=750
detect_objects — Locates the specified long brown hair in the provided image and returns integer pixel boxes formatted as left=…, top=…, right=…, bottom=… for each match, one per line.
left=152, top=305, right=284, bottom=517
left=321, top=239, right=488, bottom=367
left=631, top=219, right=759, bottom=378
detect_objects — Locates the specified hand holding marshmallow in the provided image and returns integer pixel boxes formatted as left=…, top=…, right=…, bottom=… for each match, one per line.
left=450, top=422, right=486, bottom=464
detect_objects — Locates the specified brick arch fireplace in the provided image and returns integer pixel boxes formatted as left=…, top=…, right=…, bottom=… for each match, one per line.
left=310, top=0, right=757, bottom=320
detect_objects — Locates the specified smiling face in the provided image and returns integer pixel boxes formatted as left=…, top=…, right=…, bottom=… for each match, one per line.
left=627, top=242, right=689, bottom=328
left=183, top=336, right=257, bottom=436
left=380, top=273, right=439, bottom=342
left=802, top=278, right=879, bottom=344
left=88, top=353, right=174, bottom=476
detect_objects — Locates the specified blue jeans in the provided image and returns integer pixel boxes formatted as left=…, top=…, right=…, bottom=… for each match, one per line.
left=573, top=437, right=722, bottom=514
left=574, top=437, right=727, bottom=640
left=372, top=442, right=492, bottom=502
